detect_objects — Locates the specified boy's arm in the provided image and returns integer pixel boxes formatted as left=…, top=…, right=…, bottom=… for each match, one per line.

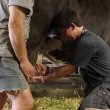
left=33, top=64, right=77, bottom=83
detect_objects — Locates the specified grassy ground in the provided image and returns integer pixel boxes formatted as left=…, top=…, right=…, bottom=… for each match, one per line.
left=4, top=97, right=82, bottom=110
left=34, top=97, right=82, bottom=110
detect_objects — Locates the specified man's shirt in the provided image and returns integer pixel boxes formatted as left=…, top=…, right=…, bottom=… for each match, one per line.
left=0, top=0, right=34, bottom=57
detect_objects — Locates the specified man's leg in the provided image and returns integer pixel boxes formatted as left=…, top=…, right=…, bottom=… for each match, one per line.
left=7, top=89, right=34, bottom=110
left=0, top=91, right=7, bottom=110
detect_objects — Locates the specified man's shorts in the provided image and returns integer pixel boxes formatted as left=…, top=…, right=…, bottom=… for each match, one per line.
left=0, top=57, right=29, bottom=92
left=78, top=83, right=110, bottom=110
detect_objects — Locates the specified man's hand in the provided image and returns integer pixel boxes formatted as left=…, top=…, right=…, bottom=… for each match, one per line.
left=35, top=64, right=47, bottom=75
left=20, top=61, right=36, bottom=81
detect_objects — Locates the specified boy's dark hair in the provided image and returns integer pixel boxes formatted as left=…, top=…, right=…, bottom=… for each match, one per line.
left=53, top=8, right=82, bottom=31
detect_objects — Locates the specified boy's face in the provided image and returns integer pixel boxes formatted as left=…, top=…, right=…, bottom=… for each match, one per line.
left=59, top=24, right=78, bottom=41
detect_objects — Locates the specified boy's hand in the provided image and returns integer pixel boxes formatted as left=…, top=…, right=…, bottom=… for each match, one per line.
left=35, top=64, right=47, bottom=75
left=32, top=76, right=44, bottom=83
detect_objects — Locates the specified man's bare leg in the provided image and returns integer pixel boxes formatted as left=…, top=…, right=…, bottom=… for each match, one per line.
left=0, top=92, right=7, bottom=110
left=7, top=89, right=34, bottom=110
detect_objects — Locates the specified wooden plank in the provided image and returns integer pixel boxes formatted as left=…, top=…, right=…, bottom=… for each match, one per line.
left=29, top=76, right=85, bottom=97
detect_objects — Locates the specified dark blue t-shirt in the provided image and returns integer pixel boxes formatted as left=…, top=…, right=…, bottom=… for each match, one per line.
left=64, top=31, right=110, bottom=86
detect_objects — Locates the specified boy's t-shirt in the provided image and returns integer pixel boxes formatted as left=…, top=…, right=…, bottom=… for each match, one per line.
left=64, top=31, right=110, bottom=86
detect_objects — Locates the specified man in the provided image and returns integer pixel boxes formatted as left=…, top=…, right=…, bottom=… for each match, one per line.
left=0, top=0, right=36, bottom=109
left=33, top=8, right=110, bottom=110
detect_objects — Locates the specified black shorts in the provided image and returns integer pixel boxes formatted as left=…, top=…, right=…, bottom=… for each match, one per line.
left=78, top=83, right=110, bottom=110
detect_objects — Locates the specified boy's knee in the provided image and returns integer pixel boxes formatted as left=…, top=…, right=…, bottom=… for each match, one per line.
left=85, top=108, right=102, bottom=110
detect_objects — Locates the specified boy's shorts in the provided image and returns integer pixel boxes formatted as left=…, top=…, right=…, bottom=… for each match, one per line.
left=78, top=83, right=110, bottom=110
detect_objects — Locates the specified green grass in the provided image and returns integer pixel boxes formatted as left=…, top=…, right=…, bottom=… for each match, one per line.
left=34, top=97, right=81, bottom=110
left=4, top=97, right=81, bottom=110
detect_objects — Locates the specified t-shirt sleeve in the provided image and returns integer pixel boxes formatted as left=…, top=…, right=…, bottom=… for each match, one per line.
left=69, top=36, right=96, bottom=68
left=8, top=0, right=34, bottom=15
